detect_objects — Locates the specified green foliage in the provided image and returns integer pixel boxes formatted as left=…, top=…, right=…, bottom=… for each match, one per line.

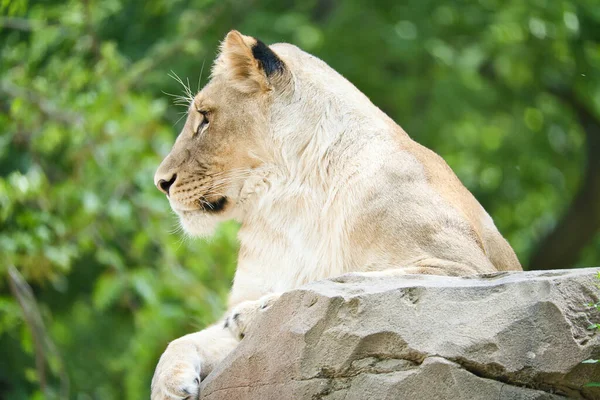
left=0, top=0, right=599, bottom=398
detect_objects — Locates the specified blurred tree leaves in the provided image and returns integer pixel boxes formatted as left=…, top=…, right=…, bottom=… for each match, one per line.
left=0, top=0, right=599, bottom=398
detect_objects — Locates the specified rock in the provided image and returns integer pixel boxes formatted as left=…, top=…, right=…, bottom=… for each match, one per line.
left=200, top=269, right=600, bottom=399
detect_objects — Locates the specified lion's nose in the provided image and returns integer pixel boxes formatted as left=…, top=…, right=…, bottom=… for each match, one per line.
left=155, top=173, right=177, bottom=196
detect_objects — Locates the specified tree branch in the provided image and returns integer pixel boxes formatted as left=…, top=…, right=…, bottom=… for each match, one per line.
left=528, top=87, right=600, bottom=269
left=0, top=17, right=39, bottom=32
left=117, top=4, right=226, bottom=90
left=479, top=62, right=600, bottom=269
left=0, top=81, right=83, bottom=126
left=7, top=266, right=70, bottom=398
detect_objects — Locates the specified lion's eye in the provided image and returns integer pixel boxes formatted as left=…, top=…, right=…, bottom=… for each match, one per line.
left=195, top=110, right=209, bottom=135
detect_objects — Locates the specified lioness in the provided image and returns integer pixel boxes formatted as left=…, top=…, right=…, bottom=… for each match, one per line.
left=151, top=30, right=521, bottom=399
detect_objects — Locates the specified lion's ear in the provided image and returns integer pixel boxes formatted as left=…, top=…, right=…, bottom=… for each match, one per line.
left=213, top=30, right=286, bottom=93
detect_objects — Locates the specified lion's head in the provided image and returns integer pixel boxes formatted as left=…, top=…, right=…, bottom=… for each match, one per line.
left=154, top=31, right=298, bottom=236
left=155, top=30, right=373, bottom=237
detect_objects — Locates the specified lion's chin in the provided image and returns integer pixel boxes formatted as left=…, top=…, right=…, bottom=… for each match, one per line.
left=177, top=210, right=222, bottom=238
left=169, top=195, right=232, bottom=237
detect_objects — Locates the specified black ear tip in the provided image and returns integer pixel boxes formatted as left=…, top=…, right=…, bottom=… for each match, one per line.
left=251, top=40, right=285, bottom=76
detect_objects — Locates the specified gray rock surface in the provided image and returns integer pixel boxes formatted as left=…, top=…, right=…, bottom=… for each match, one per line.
left=201, top=269, right=600, bottom=399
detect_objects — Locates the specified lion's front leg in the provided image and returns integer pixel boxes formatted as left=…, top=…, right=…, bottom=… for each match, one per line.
left=224, top=292, right=281, bottom=340
left=151, top=324, right=237, bottom=400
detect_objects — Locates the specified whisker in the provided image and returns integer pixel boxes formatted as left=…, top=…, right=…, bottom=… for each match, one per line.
left=168, top=222, right=184, bottom=235
left=200, top=168, right=255, bottom=177
left=168, top=212, right=187, bottom=248
left=211, top=172, right=255, bottom=181
left=168, top=70, right=195, bottom=106
left=173, top=112, right=188, bottom=127
left=186, top=77, right=193, bottom=100
left=197, top=58, right=206, bottom=93
left=175, top=229, right=191, bottom=250
left=193, top=173, right=254, bottom=184
left=202, top=190, right=228, bottom=198
left=162, top=91, right=193, bottom=110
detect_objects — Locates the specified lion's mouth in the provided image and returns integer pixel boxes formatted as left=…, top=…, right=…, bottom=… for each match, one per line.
left=198, top=196, right=228, bottom=213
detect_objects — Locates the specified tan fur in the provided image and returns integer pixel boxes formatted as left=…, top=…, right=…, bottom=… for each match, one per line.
left=151, top=31, right=522, bottom=399
left=212, top=31, right=268, bottom=93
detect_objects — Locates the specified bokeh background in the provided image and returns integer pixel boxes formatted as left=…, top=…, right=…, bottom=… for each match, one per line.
left=1, top=0, right=599, bottom=398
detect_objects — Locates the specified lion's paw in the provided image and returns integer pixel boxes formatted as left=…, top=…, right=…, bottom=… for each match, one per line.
left=151, top=338, right=203, bottom=400
left=224, top=293, right=280, bottom=340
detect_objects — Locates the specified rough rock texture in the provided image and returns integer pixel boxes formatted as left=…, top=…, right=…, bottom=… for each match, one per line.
left=201, top=269, right=600, bottom=399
